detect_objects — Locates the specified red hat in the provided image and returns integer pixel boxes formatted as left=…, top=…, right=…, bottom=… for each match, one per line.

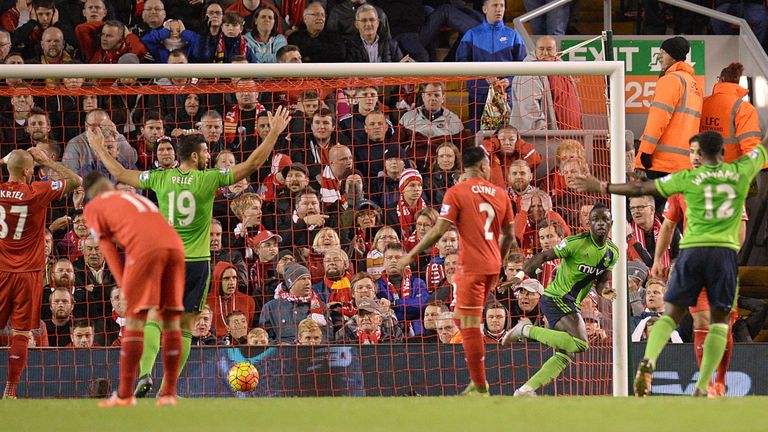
left=398, top=168, right=423, bottom=193
left=271, top=153, right=292, bottom=176
left=251, top=230, right=283, bottom=247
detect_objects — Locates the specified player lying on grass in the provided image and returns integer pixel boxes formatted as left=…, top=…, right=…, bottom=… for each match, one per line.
left=83, top=171, right=186, bottom=407
left=398, top=146, right=518, bottom=397
left=571, top=130, right=767, bottom=397
left=501, top=203, right=617, bottom=397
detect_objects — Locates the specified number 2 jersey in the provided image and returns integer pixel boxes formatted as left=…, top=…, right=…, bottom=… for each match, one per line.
left=439, top=177, right=514, bottom=275
left=655, top=144, right=767, bottom=251
left=0, top=180, right=65, bottom=272
left=138, top=167, right=233, bottom=261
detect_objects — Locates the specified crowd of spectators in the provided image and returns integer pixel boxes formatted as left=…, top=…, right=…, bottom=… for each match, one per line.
left=1, top=0, right=766, bottom=351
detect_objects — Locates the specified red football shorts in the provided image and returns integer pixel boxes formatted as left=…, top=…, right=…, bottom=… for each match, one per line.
left=454, top=272, right=498, bottom=317
left=689, top=289, right=710, bottom=314
left=0, top=270, right=43, bottom=331
left=122, top=248, right=185, bottom=318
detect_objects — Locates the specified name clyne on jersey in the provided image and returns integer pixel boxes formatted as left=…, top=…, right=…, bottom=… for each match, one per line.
left=0, top=190, right=25, bottom=200
left=172, top=176, right=193, bottom=185
left=471, top=184, right=497, bottom=196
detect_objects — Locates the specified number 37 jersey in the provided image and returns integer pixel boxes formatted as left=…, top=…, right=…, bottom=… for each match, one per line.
left=139, top=168, right=233, bottom=261
left=0, top=180, right=65, bottom=272
left=439, top=177, right=514, bottom=275
left=655, top=144, right=768, bottom=251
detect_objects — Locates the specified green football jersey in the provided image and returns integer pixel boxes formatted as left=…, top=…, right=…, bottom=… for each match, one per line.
left=138, top=167, right=234, bottom=261
left=545, top=232, right=619, bottom=307
left=655, top=144, right=767, bottom=251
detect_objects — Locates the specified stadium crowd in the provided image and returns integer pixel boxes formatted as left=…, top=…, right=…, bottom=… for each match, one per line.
left=0, top=0, right=766, bottom=356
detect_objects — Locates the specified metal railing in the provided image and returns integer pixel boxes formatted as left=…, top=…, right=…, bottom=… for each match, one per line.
left=512, top=0, right=613, bottom=50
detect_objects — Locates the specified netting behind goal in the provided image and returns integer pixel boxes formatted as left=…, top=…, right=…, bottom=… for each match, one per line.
left=0, top=63, right=623, bottom=398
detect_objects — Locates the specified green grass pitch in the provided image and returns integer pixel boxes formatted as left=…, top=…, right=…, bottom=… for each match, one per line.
left=2, top=397, right=765, bottom=432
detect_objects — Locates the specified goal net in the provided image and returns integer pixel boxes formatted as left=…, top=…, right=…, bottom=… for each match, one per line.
left=0, top=59, right=627, bottom=398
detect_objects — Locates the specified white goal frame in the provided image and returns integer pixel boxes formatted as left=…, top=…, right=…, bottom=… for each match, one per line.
left=4, top=61, right=628, bottom=396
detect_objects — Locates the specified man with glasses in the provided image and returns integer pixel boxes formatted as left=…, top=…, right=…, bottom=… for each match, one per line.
left=343, top=5, right=408, bottom=63
left=287, top=1, right=345, bottom=63
left=629, top=195, right=680, bottom=268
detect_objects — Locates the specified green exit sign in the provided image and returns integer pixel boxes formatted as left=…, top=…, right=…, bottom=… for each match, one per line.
left=560, top=39, right=706, bottom=75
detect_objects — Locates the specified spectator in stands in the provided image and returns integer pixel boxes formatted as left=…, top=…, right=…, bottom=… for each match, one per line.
left=457, top=0, right=526, bottom=132
left=313, top=248, right=354, bottom=324
left=320, top=145, right=354, bottom=205
left=276, top=43, right=302, bottom=62
left=711, top=2, right=768, bottom=50
left=553, top=157, right=589, bottom=226
left=247, top=328, right=269, bottom=345
left=343, top=5, right=406, bottom=63
left=403, top=207, right=438, bottom=277
left=629, top=195, right=680, bottom=268
left=62, top=109, right=138, bottom=176
left=513, top=189, right=570, bottom=255
left=249, top=230, right=282, bottom=309
left=336, top=299, right=403, bottom=343
left=537, top=220, right=564, bottom=288
left=522, top=0, right=569, bottom=36
left=627, top=260, right=649, bottom=318
left=79, top=123, right=137, bottom=181
left=43, top=230, right=55, bottom=288
left=349, top=271, right=386, bottom=315
left=76, top=19, right=147, bottom=63
left=288, top=2, right=345, bottom=63
left=80, top=0, right=107, bottom=24
left=129, top=0, right=166, bottom=39
left=223, top=79, right=266, bottom=157
left=197, top=109, right=225, bottom=152
left=191, top=1, right=223, bottom=61
left=418, top=301, right=447, bottom=342
left=377, top=243, right=428, bottom=337
left=73, top=237, right=116, bottom=323
left=99, top=286, right=124, bottom=346
left=584, top=312, right=608, bottom=344
left=192, top=305, right=217, bottom=346
left=496, top=253, right=525, bottom=313
left=327, top=0, right=391, bottom=38
left=261, top=262, right=326, bottom=343
left=489, top=128, right=541, bottom=185
left=509, top=279, right=544, bottom=327
left=351, top=111, right=389, bottom=181
left=244, top=7, right=287, bottom=63
left=483, top=301, right=510, bottom=343
left=340, top=86, right=393, bottom=147
left=635, top=37, right=701, bottom=180
left=208, top=261, right=257, bottom=337
left=42, top=257, right=76, bottom=319
left=424, top=142, right=461, bottom=206
left=133, top=114, right=165, bottom=171
left=633, top=278, right=666, bottom=323
left=396, top=168, right=426, bottom=237
left=366, top=226, right=398, bottom=279
left=291, top=108, right=349, bottom=185
left=436, top=312, right=461, bottom=344
left=279, top=189, right=337, bottom=256
left=424, top=228, right=458, bottom=292
left=398, top=83, right=464, bottom=171
left=538, top=138, right=584, bottom=198
left=505, top=160, right=538, bottom=213
left=371, top=143, right=406, bottom=221
left=511, top=36, right=581, bottom=132
left=23, top=107, right=52, bottom=148
left=308, top=227, right=342, bottom=278
left=210, top=219, right=248, bottom=292
left=54, top=209, right=89, bottom=261
left=262, top=162, right=310, bottom=232
left=70, top=319, right=96, bottom=348
left=227, top=0, right=284, bottom=33
left=1, top=94, right=35, bottom=149
left=0, top=29, right=11, bottom=61
left=46, top=288, right=74, bottom=347
left=33, top=27, right=73, bottom=65
left=287, top=91, right=320, bottom=151
left=141, top=18, right=198, bottom=64
left=12, top=1, right=77, bottom=61
left=297, top=317, right=324, bottom=345
left=430, top=252, right=457, bottom=305
left=220, top=310, right=250, bottom=345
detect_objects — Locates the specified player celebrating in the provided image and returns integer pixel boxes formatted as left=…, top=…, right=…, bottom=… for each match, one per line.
left=398, top=146, right=517, bottom=397
left=0, top=148, right=81, bottom=399
left=572, top=130, right=767, bottom=397
left=501, top=203, right=618, bottom=396
left=87, top=106, right=290, bottom=397
left=83, top=171, right=186, bottom=407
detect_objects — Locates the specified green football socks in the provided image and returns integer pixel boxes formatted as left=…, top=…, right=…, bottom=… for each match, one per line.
left=696, top=324, right=729, bottom=392
left=528, top=326, right=589, bottom=353
left=179, top=329, right=193, bottom=375
left=642, top=314, right=677, bottom=365
left=138, top=320, right=162, bottom=376
left=526, top=352, right=572, bottom=390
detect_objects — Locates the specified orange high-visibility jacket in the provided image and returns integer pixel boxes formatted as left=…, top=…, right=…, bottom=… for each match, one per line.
left=701, top=82, right=762, bottom=163
left=635, top=62, right=703, bottom=173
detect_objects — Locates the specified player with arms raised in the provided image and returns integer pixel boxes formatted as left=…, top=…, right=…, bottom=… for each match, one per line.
left=398, top=146, right=517, bottom=396
left=572, top=130, right=767, bottom=397
left=84, top=171, right=186, bottom=407
left=87, top=106, right=290, bottom=397
left=0, top=148, right=81, bottom=399
left=501, top=203, right=618, bottom=396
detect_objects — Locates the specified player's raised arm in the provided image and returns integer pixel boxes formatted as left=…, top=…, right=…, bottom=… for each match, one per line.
left=651, top=218, right=677, bottom=279
left=570, top=174, right=661, bottom=198
left=86, top=126, right=142, bottom=188
left=231, top=106, right=291, bottom=183
left=27, top=147, right=82, bottom=194
left=397, top=218, right=452, bottom=272
left=499, top=222, right=518, bottom=264
left=500, top=248, right=557, bottom=291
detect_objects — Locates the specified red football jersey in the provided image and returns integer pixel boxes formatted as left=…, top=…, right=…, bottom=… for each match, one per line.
left=0, top=180, right=65, bottom=272
left=84, top=191, right=184, bottom=256
left=440, top=177, right=514, bottom=275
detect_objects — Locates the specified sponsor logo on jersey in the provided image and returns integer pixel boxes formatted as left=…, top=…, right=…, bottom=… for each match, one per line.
left=51, top=180, right=63, bottom=191
left=749, top=149, right=759, bottom=159
left=440, top=204, right=450, bottom=216
left=219, top=168, right=230, bottom=175
left=139, top=171, right=150, bottom=182
left=555, top=239, right=567, bottom=250
left=577, top=264, right=604, bottom=275
left=660, top=174, right=672, bottom=183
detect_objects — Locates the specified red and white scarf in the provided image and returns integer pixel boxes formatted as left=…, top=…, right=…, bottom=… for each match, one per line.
left=632, top=218, right=670, bottom=268
left=380, top=268, right=413, bottom=301
left=224, top=103, right=265, bottom=144
left=320, top=165, right=343, bottom=205
left=278, top=287, right=326, bottom=325
left=356, top=327, right=382, bottom=344
left=215, top=33, right=247, bottom=63
left=396, top=197, right=427, bottom=236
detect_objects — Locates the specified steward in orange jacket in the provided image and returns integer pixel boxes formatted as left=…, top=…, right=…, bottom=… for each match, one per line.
left=701, top=62, right=762, bottom=163
left=635, top=37, right=703, bottom=176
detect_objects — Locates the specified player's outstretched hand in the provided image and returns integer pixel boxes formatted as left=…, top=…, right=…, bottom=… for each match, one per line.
left=396, top=255, right=412, bottom=275
left=267, top=105, right=291, bottom=135
left=650, top=262, right=669, bottom=280
left=498, top=277, right=521, bottom=293
left=601, top=286, right=616, bottom=301
left=570, top=175, right=602, bottom=194
left=27, top=146, right=51, bottom=166
left=86, top=126, right=106, bottom=154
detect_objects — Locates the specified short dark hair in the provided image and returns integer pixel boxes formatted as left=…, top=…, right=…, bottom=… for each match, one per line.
left=72, top=318, right=93, bottom=330
left=385, top=242, right=404, bottom=253
left=82, top=171, right=107, bottom=192
left=296, top=188, right=320, bottom=204
left=425, top=300, right=449, bottom=313
left=144, top=110, right=162, bottom=123
left=690, top=131, right=724, bottom=158
left=222, top=11, right=245, bottom=25
left=461, top=145, right=488, bottom=169
left=538, top=219, right=564, bottom=237
left=252, top=7, right=279, bottom=37
left=28, top=106, right=48, bottom=120
left=104, top=20, right=126, bottom=37
left=168, top=48, right=187, bottom=59
left=590, top=202, right=610, bottom=216
left=313, top=107, right=334, bottom=120
left=276, top=44, right=300, bottom=61
left=225, top=309, right=247, bottom=326
left=177, top=134, right=205, bottom=162
left=32, top=0, right=56, bottom=9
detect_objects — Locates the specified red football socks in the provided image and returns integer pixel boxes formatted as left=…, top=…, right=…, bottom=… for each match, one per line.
left=716, top=328, right=734, bottom=386
left=160, top=330, right=183, bottom=397
left=693, top=329, right=707, bottom=368
left=460, top=327, right=486, bottom=389
left=4, top=334, right=29, bottom=397
left=118, top=330, right=144, bottom=399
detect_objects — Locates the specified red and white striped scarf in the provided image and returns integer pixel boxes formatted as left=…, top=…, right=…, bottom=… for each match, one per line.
left=215, top=33, right=247, bottom=63
left=396, top=197, right=427, bottom=236
left=381, top=268, right=413, bottom=300
left=632, top=218, right=670, bottom=268
left=320, top=165, right=343, bottom=204
left=356, top=327, right=382, bottom=344
left=224, top=103, right=265, bottom=144
left=278, top=288, right=325, bottom=316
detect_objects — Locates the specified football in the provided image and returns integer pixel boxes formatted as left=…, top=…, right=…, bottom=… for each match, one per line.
left=227, top=362, right=260, bottom=392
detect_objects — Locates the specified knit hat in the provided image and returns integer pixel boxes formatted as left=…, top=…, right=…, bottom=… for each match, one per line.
left=627, top=260, right=649, bottom=282
left=278, top=249, right=294, bottom=261
left=399, top=168, right=423, bottom=193
left=283, top=262, right=310, bottom=289
left=384, top=144, right=407, bottom=160
left=660, top=37, right=689, bottom=62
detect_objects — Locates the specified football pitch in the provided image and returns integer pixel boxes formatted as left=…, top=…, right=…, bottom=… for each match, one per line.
left=2, top=396, right=765, bottom=432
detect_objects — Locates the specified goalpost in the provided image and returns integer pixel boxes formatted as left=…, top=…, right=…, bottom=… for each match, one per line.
left=2, top=60, right=627, bottom=397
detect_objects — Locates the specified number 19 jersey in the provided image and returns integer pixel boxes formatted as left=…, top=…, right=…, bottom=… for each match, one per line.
left=138, top=167, right=233, bottom=261
left=655, top=144, right=767, bottom=251
left=439, top=177, right=514, bottom=275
